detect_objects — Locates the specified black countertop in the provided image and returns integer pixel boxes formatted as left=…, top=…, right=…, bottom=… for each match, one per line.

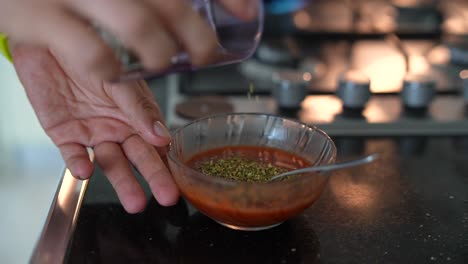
left=65, top=137, right=468, bottom=264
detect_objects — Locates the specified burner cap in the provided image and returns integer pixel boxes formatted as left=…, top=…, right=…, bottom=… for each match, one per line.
left=175, top=97, right=234, bottom=120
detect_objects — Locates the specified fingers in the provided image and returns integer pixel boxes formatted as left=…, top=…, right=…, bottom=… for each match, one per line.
left=219, top=0, right=260, bottom=21
left=4, top=0, right=258, bottom=80
left=147, top=0, right=219, bottom=66
left=105, top=80, right=171, bottom=147
left=8, top=4, right=121, bottom=80
left=58, top=143, right=94, bottom=180
left=65, top=0, right=178, bottom=72
left=94, top=142, right=147, bottom=214
left=122, top=135, right=179, bottom=207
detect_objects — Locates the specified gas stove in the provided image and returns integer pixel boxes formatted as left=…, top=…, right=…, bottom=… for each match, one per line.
left=165, top=40, right=468, bottom=137
left=165, top=0, right=468, bottom=136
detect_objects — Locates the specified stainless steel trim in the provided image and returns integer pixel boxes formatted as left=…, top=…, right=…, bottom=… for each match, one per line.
left=30, top=154, right=93, bottom=264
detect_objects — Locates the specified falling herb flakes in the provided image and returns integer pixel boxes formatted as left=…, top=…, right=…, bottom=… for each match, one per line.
left=199, top=157, right=287, bottom=183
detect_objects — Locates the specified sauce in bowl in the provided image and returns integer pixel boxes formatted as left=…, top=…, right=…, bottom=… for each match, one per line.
left=167, top=113, right=336, bottom=230
left=179, top=146, right=324, bottom=229
left=187, top=145, right=311, bottom=182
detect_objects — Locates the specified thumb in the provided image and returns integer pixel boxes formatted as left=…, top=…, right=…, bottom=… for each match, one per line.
left=106, top=80, right=171, bottom=147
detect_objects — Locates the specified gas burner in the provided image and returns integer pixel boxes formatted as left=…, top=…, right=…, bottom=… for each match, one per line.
left=272, top=70, right=309, bottom=110
left=401, top=73, right=436, bottom=110
left=175, top=97, right=234, bottom=120
left=336, top=70, right=371, bottom=111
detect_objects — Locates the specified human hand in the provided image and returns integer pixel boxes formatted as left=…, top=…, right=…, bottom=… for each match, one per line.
left=0, top=0, right=257, bottom=81
left=12, top=45, right=178, bottom=213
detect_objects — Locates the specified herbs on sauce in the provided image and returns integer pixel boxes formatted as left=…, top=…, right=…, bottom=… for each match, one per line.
left=198, top=157, right=287, bottom=183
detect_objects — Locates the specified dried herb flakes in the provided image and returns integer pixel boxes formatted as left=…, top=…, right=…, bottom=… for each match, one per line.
left=199, top=157, right=287, bottom=183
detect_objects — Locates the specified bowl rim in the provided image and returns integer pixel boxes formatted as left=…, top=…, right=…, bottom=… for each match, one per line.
left=167, top=112, right=337, bottom=185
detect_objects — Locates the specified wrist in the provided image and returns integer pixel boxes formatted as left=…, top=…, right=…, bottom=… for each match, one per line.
left=0, top=32, right=12, bottom=62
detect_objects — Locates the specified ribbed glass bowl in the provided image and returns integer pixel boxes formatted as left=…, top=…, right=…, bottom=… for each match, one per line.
left=167, top=113, right=336, bottom=231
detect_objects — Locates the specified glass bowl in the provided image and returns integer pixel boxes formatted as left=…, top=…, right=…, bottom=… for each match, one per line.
left=167, top=113, right=337, bottom=231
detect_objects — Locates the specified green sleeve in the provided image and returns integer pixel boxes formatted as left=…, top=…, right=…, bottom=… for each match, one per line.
left=0, top=33, right=12, bottom=62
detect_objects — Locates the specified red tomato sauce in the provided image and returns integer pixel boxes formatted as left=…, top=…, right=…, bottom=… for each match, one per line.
left=186, top=145, right=311, bottom=173
left=183, top=146, right=322, bottom=228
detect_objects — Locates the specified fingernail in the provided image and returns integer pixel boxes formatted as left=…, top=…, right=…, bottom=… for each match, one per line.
left=73, top=172, right=86, bottom=181
left=153, top=121, right=172, bottom=139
